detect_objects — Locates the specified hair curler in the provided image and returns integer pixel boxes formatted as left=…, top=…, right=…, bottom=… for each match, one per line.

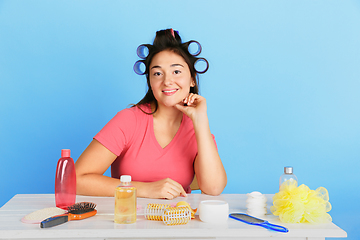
left=144, top=203, right=191, bottom=226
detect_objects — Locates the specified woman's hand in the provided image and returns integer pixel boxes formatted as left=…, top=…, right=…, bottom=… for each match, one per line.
left=135, top=178, right=187, bottom=200
left=174, top=93, right=207, bottom=122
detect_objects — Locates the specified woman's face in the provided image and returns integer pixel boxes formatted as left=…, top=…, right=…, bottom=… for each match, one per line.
left=149, top=50, right=195, bottom=108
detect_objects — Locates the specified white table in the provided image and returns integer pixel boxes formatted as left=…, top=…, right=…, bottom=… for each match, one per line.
left=0, top=194, right=346, bottom=240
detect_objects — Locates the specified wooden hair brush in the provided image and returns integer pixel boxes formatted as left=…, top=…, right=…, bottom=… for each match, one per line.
left=40, top=202, right=97, bottom=228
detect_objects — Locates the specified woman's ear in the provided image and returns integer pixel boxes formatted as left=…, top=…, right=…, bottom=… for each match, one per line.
left=190, top=77, right=196, bottom=87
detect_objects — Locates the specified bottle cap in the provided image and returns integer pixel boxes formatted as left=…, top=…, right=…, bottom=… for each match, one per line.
left=61, top=149, right=71, bottom=158
left=120, top=175, right=131, bottom=182
left=284, top=166, right=293, bottom=174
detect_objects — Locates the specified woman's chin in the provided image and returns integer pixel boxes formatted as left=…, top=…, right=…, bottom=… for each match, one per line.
left=159, top=101, right=181, bottom=109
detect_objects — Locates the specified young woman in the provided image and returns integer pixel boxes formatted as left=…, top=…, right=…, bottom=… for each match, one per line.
left=75, top=29, right=227, bottom=200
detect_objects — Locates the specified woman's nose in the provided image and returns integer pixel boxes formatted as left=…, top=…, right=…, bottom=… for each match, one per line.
left=163, top=73, right=173, bottom=86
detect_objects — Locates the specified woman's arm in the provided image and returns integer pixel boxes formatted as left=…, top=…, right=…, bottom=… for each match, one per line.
left=75, top=139, right=120, bottom=196
left=175, top=94, right=227, bottom=195
left=75, top=139, right=187, bottom=199
left=192, top=114, right=227, bottom=195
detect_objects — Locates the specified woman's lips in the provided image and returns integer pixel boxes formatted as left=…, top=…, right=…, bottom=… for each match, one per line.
left=162, top=89, right=178, bottom=96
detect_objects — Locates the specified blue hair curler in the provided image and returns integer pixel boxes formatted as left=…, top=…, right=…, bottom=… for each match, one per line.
left=136, top=44, right=150, bottom=59
left=133, top=60, right=146, bottom=75
left=187, top=40, right=202, bottom=56
left=194, top=58, right=209, bottom=74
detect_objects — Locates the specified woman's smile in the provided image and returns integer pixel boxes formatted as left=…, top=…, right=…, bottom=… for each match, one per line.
left=162, top=88, right=179, bottom=96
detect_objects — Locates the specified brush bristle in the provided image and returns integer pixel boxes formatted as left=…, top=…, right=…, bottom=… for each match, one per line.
left=67, top=202, right=97, bottom=214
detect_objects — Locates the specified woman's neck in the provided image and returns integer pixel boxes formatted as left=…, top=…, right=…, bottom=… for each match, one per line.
left=151, top=101, right=183, bottom=125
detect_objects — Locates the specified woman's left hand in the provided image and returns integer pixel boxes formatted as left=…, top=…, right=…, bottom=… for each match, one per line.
left=174, top=93, right=207, bottom=122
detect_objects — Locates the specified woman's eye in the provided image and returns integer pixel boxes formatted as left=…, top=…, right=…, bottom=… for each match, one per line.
left=153, top=72, right=162, bottom=76
left=174, top=70, right=181, bottom=74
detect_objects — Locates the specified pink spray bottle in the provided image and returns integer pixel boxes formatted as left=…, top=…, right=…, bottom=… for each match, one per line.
left=55, top=149, right=76, bottom=209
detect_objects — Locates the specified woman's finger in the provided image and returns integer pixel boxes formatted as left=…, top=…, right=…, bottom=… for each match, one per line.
left=184, top=93, right=197, bottom=106
left=164, top=179, right=187, bottom=199
left=189, top=94, right=198, bottom=105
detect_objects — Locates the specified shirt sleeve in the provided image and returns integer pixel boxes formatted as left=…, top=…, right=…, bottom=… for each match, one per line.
left=212, top=134, right=218, bottom=150
left=94, top=108, right=137, bottom=156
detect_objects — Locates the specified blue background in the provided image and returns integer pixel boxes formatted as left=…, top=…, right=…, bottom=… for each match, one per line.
left=1, top=0, right=359, bottom=239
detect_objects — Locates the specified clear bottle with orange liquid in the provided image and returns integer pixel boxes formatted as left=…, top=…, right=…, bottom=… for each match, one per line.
left=114, top=175, right=137, bottom=224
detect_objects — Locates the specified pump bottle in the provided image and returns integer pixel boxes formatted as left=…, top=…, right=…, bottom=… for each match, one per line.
left=55, top=149, right=76, bottom=209
left=114, top=175, right=137, bottom=224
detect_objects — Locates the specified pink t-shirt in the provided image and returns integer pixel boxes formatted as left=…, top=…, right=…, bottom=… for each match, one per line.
left=94, top=104, right=214, bottom=193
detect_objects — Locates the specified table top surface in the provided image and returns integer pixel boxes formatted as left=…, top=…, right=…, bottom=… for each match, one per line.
left=0, top=194, right=347, bottom=239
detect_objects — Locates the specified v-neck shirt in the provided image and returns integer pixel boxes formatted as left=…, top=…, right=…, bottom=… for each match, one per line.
left=94, top=104, right=206, bottom=193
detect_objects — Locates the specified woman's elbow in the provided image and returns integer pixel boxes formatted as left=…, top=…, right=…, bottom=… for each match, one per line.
left=201, top=180, right=227, bottom=196
left=75, top=173, right=85, bottom=195
left=75, top=170, right=92, bottom=195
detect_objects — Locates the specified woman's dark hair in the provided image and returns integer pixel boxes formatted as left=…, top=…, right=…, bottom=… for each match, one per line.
left=133, top=29, right=209, bottom=114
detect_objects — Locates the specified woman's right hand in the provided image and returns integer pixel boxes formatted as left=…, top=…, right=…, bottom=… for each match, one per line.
left=135, top=178, right=187, bottom=200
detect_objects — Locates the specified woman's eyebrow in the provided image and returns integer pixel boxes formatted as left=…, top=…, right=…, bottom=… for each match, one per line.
left=151, top=63, right=184, bottom=69
left=170, top=63, right=184, bottom=67
left=150, top=65, right=161, bottom=69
